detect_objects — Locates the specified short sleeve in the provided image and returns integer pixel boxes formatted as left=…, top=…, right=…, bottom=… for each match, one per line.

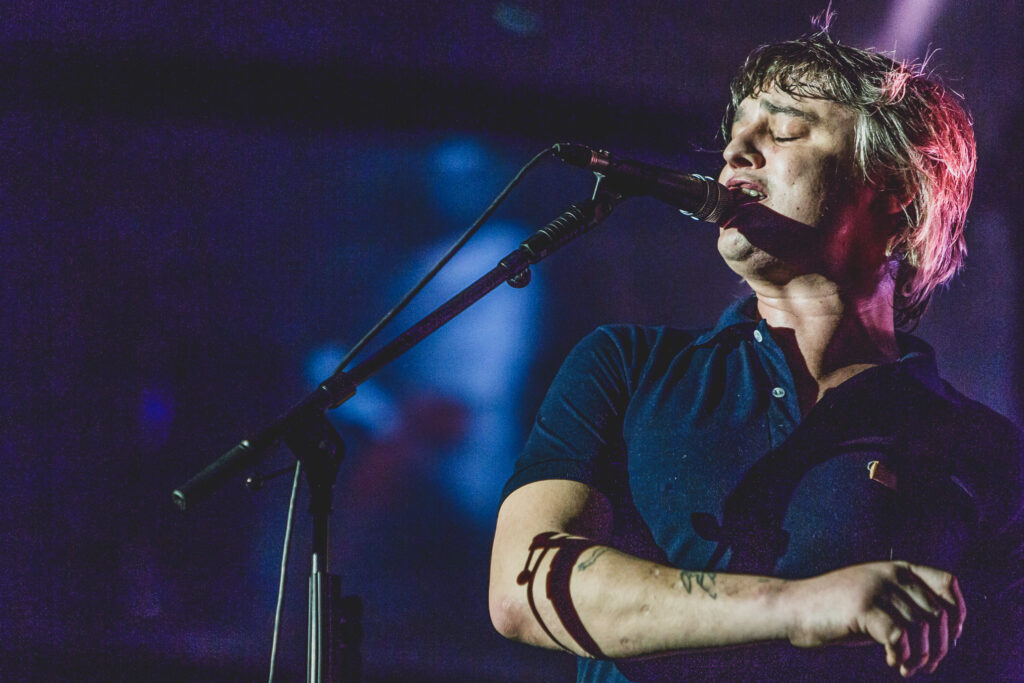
left=501, top=326, right=640, bottom=501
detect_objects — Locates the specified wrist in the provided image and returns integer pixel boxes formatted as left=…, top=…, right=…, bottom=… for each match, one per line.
left=772, top=576, right=808, bottom=646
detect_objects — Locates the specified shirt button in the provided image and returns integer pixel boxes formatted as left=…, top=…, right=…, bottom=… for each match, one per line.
left=753, top=330, right=763, bottom=343
left=772, top=387, right=786, bottom=398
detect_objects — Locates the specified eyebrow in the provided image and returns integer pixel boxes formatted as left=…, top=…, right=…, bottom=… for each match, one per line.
left=732, top=99, right=820, bottom=126
left=760, top=100, right=820, bottom=123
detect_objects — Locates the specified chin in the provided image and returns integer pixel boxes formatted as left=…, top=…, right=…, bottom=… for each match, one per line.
left=717, top=229, right=789, bottom=280
left=717, top=227, right=756, bottom=261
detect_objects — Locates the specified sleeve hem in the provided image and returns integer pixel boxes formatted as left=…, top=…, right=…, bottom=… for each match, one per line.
left=500, top=459, right=596, bottom=503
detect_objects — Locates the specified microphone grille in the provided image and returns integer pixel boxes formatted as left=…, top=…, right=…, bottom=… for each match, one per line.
left=679, top=175, right=735, bottom=224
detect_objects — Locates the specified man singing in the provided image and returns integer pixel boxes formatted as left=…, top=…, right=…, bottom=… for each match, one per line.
left=489, top=29, right=1023, bottom=681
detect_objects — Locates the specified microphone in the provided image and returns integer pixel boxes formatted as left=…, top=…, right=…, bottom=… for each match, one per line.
left=552, top=143, right=735, bottom=223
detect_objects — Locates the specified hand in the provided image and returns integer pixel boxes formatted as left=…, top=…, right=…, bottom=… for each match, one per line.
left=785, top=561, right=966, bottom=678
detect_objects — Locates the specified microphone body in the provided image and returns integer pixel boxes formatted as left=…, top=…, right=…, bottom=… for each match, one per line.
left=553, top=143, right=734, bottom=223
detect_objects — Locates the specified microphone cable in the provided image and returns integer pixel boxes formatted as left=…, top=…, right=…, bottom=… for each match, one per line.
left=328, top=145, right=556, bottom=376
left=268, top=463, right=302, bottom=683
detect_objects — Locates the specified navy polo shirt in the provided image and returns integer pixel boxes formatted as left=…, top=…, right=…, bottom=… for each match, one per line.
left=503, top=296, right=1024, bottom=681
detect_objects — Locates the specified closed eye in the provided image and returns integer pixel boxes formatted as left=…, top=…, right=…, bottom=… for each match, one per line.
left=773, top=136, right=798, bottom=143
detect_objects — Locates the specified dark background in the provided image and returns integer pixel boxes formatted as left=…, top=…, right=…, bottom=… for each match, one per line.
left=2, top=2, right=1021, bottom=680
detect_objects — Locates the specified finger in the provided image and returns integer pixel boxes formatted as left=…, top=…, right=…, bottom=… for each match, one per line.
left=886, top=592, right=929, bottom=677
left=867, top=606, right=911, bottom=670
left=894, top=626, right=912, bottom=672
left=890, top=580, right=946, bottom=677
left=888, top=585, right=929, bottom=627
left=880, top=626, right=904, bottom=670
left=872, top=588, right=934, bottom=673
left=901, top=619, right=930, bottom=678
left=949, top=575, right=966, bottom=642
left=927, top=607, right=950, bottom=674
left=895, top=564, right=945, bottom=618
left=898, top=563, right=963, bottom=663
left=906, top=564, right=966, bottom=640
left=894, top=566, right=962, bottom=677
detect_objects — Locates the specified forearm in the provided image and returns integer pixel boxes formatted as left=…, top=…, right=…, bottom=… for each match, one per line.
left=492, top=534, right=791, bottom=658
left=491, top=480, right=965, bottom=676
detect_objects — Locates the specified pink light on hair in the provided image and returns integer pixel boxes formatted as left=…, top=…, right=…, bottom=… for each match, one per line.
left=727, top=29, right=977, bottom=328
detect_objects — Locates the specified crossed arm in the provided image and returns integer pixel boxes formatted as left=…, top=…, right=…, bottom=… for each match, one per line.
left=489, top=479, right=966, bottom=678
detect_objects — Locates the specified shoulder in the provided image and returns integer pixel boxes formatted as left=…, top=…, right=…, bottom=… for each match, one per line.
left=563, top=324, right=704, bottom=391
left=897, top=333, right=1022, bottom=459
left=923, top=380, right=1024, bottom=532
left=931, top=379, right=1023, bottom=457
left=574, top=323, right=703, bottom=366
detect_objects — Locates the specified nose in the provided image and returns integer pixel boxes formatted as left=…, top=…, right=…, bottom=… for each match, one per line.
left=722, top=126, right=765, bottom=171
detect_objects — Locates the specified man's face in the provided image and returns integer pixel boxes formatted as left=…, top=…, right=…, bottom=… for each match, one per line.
left=716, top=85, right=887, bottom=283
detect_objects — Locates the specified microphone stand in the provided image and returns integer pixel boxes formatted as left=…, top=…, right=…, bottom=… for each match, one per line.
left=172, top=176, right=624, bottom=682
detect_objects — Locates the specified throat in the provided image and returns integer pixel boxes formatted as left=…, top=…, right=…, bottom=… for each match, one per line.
left=753, top=288, right=900, bottom=414
left=768, top=322, right=900, bottom=416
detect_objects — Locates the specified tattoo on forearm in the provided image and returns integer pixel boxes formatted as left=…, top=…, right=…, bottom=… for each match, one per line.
left=679, top=570, right=718, bottom=598
left=576, top=547, right=609, bottom=571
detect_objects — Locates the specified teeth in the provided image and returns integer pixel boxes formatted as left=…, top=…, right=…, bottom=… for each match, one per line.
left=740, top=187, right=766, bottom=199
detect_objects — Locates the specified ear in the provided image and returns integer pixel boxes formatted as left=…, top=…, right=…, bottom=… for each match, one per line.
left=868, top=177, right=914, bottom=217
left=878, top=188, right=913, bottom=216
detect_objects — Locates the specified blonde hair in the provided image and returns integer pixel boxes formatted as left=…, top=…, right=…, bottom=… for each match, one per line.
left=725, top=32, right=976, bottom=329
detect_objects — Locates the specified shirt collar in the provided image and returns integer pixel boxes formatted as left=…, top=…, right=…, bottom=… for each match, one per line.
left=693, top=295, right=759, bottom=347
left=893, top=332, right=944, bottom=393
left=693, top=295, right=943, bottom=391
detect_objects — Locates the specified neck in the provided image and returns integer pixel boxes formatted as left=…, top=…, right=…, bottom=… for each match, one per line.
left=749, top=274, right=899, bottom=410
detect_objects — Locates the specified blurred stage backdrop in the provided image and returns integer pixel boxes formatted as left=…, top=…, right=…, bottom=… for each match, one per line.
left=2, top=2, right=1022, bottom=680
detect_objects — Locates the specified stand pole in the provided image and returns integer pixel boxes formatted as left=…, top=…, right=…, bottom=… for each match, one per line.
left=281, top=407, right=362, bottom=681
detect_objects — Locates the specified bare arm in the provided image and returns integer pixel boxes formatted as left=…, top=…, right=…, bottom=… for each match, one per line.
left=489, top=479, right=966, bottom=678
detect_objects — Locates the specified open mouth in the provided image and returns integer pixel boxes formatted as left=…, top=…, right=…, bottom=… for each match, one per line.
left=725, top=178, right=769, bottom=205
left=737, top=187, right=767, bottom=202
